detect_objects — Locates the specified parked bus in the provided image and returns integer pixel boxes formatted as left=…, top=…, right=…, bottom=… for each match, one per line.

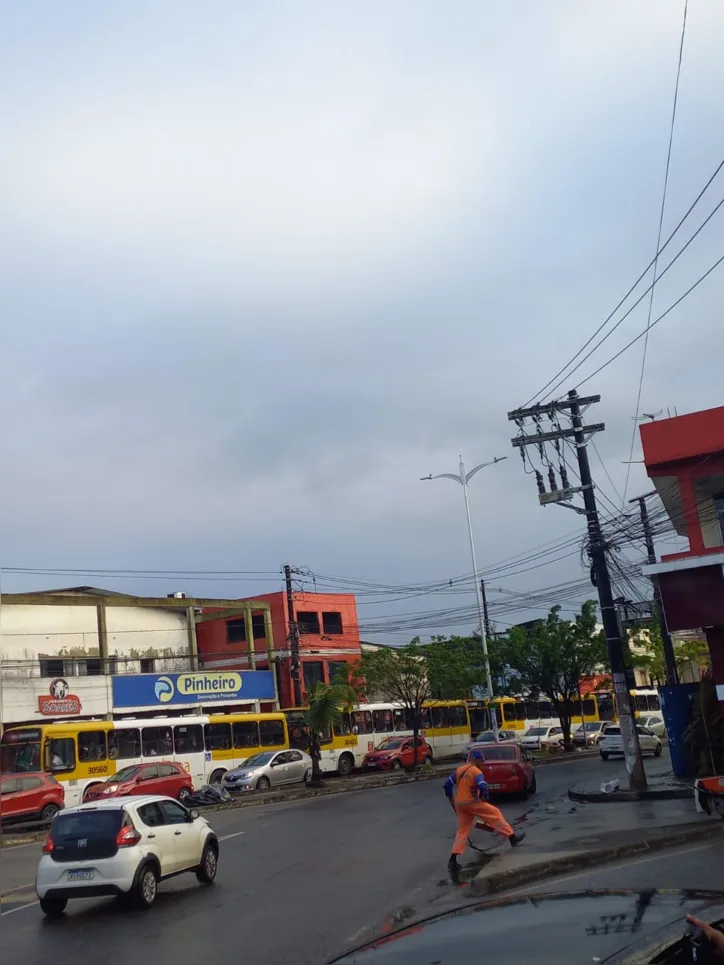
left=283, top=700, right=471, bottom=775
left=468, top=688, right=659, bottom=734
left=0, top=711, right=288, bottom=807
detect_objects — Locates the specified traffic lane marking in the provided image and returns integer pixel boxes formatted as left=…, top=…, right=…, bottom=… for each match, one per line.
left=219, top=831, right=245, bottom=841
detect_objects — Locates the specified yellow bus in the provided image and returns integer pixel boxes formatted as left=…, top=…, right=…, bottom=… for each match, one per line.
left=283, top=699, right=471, bottom=776
left=0, top=711, right=289, bottom=807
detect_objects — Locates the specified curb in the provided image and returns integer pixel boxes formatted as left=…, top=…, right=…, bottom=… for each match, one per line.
left=470, top=820, right=724, bottom=896
left=568, top=785, right=692, bottom=803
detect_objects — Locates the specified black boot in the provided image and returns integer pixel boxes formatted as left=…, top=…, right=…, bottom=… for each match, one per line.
left=447, top=854, right=461, bottom=884
left=510, top=831, right=526, bottom=847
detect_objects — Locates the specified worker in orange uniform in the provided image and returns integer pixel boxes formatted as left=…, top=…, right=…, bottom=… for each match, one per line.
left=444, top=748, right=525, bottom=883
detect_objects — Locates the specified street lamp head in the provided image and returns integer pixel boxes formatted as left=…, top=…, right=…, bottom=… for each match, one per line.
left=420, top=475, right=433, bottom=481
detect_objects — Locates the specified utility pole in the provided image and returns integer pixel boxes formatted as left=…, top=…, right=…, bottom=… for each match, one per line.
left=480, top=579, right=493, bottom=639
left=629, top=491, right=679, bottom=685
left=508, top=389, right=647, bottom=790
left=284, top=564, right=302, bottom=707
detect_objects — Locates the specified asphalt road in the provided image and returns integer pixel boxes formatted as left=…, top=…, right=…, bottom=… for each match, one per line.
left=0, top=755, right=685, bottom=965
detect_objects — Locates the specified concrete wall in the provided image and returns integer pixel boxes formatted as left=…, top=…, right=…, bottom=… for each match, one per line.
left=0, top=604, right=190, bottom=678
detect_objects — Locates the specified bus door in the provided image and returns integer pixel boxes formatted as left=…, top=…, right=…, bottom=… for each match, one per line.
left=172, top=722, right=206, bottom=788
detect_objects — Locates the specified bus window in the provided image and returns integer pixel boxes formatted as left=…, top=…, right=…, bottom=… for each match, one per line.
left=515, top=703, right=527, bottom=721
left=449, top=705, right=468, bottom=728
left=78, top=731, right=107, bottom=763
left=634, top=694, right=648, bottom=713
left=142, top=727, right=173, bottom=757
left=373, top=710, right=394, bottom=733
left=393, top=709, right=407, bottom=732
left=1, top=732, right=42, bottom=772
left=502, top=702, right=517, bottom=723
left=232, top=720, right=260, bottom=749
left=204, top=723, right=232, bottom=751
left=470, top=708, right=489, bottom=733
left=524, top=701, right=539, bottom=721
left=649, top=694, right=660, bottom=711
left=538, top=701, right=553, bottom=719
left=352, top=711, right=373, bottom=735
left=583, top=698, right=596, bottom=717
left=333, top=714, right=352, bottom=737
left=318, top=725, right=333, bottom=747
left=597, top=693, right=615, bottom=721
left=431, top=706, right=451, bottom=729
left=174, top=724, right=204, bottom=754
left=109, top=729, right=140, bottom=760
left=259, top=719, right=285, bottom=747
left=46, top=737, right=75, bottom=773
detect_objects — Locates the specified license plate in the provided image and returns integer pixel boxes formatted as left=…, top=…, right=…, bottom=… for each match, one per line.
left=367, top=762, right=376, bottom=768
left=487, top=783, right=501, bottom=790
left=67, top=869, right=94, bottom=881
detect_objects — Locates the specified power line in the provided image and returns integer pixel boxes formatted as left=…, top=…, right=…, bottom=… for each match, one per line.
left=622, top=0, right=689, bottom=506
left=523, top=154, right=724, bottom=406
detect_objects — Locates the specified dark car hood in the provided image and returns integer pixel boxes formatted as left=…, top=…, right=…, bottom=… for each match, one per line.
left=330, top=890, right=724, bottom=964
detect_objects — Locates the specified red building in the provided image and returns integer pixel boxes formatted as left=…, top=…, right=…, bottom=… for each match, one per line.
left=196, top=591, right=362, bottom=708
left=640, top=406, right=724, bottom=703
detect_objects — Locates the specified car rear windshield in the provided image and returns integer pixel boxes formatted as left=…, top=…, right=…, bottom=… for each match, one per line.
left=526, top=728, right=546, bottom=736
left=53, top=810, right=123, bottom=843
left=473, top=732, right=495, bottom=742
left=604, top=727, right=621, bottom=736
left=478, top=746, right=517, bottom=761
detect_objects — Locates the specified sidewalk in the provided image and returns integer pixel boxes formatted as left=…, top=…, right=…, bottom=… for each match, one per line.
left=470, top=758, right=722, bottom=896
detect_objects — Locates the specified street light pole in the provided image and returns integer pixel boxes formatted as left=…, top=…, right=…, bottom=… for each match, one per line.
left=421, top=455, right=507, bottom=738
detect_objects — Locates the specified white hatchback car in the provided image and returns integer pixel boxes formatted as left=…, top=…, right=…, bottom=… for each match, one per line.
left=639, top=714, right=666, bottom=738
left=599, top=724, right=663, bottom=760
left=521, top=726, right=564, bottom=752
left=35, top=795, right=219, bottom=917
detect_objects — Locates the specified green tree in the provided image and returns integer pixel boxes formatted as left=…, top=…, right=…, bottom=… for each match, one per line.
left=500, top=601, right=607, bottom=749
left=306, top=681, right=357, bottom=785
left=359, top=641, right=431, bottom=767
left=426, top=634, right=514, bottom=698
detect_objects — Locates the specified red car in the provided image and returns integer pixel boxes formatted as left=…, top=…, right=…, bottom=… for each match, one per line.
left=0, top=772, right=64, bottom=825
left=83, top=761, right=193, bottom=803
left=470, top=743, right=536, bottom=796
left=363, top=736, right=433, bottom=771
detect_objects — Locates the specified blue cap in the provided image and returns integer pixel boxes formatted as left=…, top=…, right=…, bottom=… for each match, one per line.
left=468, top=749, right=485, bottom=762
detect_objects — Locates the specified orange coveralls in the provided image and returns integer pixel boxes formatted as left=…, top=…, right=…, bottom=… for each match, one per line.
left=446, top=763, right=514, bottom=855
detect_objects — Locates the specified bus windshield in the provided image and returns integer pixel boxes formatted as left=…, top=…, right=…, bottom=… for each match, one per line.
left=0, top=732, right=42, bottom=773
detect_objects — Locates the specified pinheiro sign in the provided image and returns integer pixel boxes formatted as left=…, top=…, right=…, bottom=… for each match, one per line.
left=112, top=670, right=275, bottom=708
left=154, top=672, right=243, bottom=703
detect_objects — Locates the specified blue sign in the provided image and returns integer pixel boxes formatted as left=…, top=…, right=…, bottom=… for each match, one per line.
left=112, top=670, right=275, bottom=709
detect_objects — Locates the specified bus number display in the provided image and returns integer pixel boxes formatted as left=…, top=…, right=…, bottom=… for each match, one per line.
left=87, top=765, right=108, bottom=775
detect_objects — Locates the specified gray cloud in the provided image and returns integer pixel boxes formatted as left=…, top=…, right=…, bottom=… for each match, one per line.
left=0, top=1, right=722, bottom=638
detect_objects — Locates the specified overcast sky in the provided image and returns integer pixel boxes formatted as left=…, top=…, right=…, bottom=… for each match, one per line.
left=2, top=2, right=723, bottom=641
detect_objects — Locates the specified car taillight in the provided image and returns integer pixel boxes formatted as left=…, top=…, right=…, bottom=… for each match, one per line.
left=42, top=836, right=54, bottom=854
left=116, top=825, right=142, bottom=848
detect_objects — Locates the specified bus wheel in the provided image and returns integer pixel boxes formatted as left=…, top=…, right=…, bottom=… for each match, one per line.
left=337, top=754, right=354, bottom=777
left=209, top=769, right=226, bottom=785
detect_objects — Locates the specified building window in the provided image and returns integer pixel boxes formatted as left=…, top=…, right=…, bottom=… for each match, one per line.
left=226, top=614, right=267, bottom=644
left=303, top=661, right=324, bottom=691
left=140, top=658, right=155, bottom=674
left=39, top=658, right=65, bottom=678
left=322, top=612, right=344, bottom=635
left=326, top=660, right=349, bottom=684
left=227, top=619, right=246, bottom=644
left=297, top=612, right=320, bottom=635
left=715, top=493, right=724, bottom=542
left=85, top=658, right=103, bottom=676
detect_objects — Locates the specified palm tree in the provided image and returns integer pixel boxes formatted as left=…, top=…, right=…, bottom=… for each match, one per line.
left=306, top=681, right=357, bottom=785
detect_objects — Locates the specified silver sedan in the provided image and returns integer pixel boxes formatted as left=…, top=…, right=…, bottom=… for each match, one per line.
left=222, top=749, right=313, bottom=793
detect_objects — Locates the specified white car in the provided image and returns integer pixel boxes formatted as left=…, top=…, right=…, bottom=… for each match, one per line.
left=521, top=726, right=564, bottom=752
left=599, top=724, right=663, bottom=760
left=461, top=730, right=519, bottom=760
left=35, top=795, right=219, bottom=917
left=639, top=714, right=666, bottom=738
